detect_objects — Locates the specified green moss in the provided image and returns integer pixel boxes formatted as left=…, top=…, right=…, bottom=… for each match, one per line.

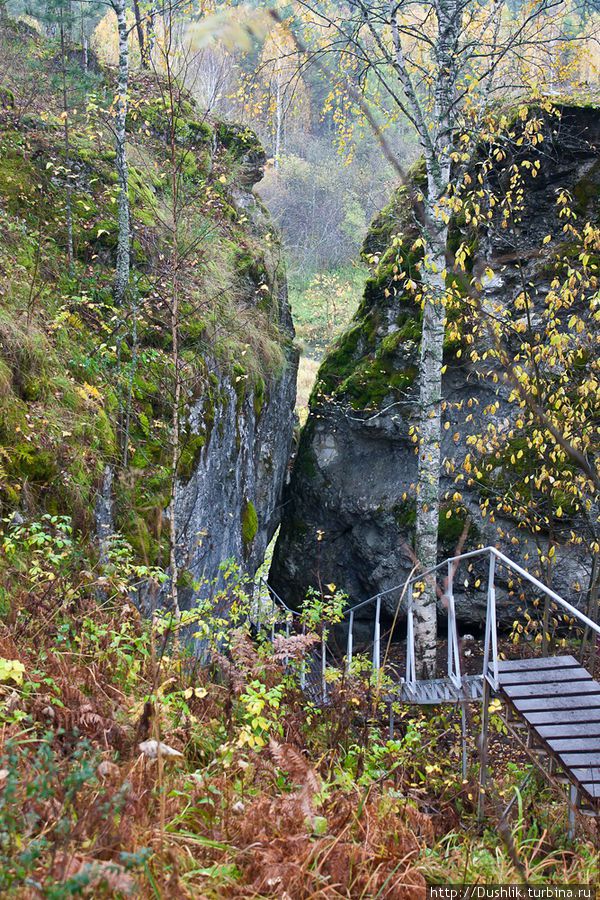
left=253, top=376, right=265, bottom=417
left=394, top=500, right=416, bottom=530
left=188, top=120, right=213, bottom=142
left=313, top=321, right=367, bottom=399
left=92, top=219, right=118, bottom=248
left=341, top=361, right=417, bottom=411
left=0, top=85, right=15, bottom=108
left=241, top=499, right=258, bottom=548
left=129, top=166, right=160, bottom=226
left=8, top=444, right=58, bottom=483
left=137, top=98, right=213, bottom=149
left=0, top=145, right=44, bottom=213
left=438, top=505, right=469, bottom=544
left=315, top=305, right=419, bottom=411
left=216, top=122, right=263, bottom=158
left=93, top=409, right=117, bottom=455
left=362, top=184, right=412, bottom=260
left=293, top=428, right=318, bottom=480
left=177, top=434, right=206, bottom=480
left=572, top=159, right=600, bottom=218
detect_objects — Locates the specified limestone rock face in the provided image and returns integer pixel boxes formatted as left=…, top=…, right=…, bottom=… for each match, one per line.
left=140, top=124, right=298, bottom=612
left=173, top=154, right=298, bottom=609
left=270, top=105, right=599, bottom=627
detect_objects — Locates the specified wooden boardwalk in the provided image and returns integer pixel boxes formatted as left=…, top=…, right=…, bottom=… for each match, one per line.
left=492, top=655, right=600, bottom=813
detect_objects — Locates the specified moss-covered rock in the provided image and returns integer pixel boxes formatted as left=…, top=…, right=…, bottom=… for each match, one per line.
left=0, top=20, right=298, bottom=593
left=241, top=499, right=258, bottom=548
left=271, top=101, right=599, bottom=625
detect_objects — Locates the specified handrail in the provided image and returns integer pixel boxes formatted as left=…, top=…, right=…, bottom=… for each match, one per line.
left=257, top=546, right=600, bottom=697
left=490, top=547, right=600, bottom=636
left=265, top=545, right=600, bottom=635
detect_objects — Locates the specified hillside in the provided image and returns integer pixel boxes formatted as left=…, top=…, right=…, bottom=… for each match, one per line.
left=0, top=19, right=297, bottom=606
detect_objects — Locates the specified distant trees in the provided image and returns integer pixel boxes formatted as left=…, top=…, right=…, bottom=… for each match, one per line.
left=252, top=23, right=310, bottom=169
left=257, top=133, right=402, bottom=273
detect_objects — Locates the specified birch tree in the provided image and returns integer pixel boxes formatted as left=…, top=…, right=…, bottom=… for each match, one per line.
left=293, top=0, right=580, bottom=676
left=112, top=0, right=131, bottom=305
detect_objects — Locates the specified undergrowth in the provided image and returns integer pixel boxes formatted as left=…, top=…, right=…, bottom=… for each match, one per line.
left=0, top=516, right=597, bottom=898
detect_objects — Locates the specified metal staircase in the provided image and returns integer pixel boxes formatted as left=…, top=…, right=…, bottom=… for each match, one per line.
left=253, top=546, right=600, bottom=834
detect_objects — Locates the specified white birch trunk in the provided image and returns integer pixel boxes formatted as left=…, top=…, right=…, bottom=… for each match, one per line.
left=413, top=0, right=462, bottom=678
left=414, top=222, right=448, bottom=678
left=274, top=74, right=282, bottom=170
left=113, top=0, right=130, bottom=305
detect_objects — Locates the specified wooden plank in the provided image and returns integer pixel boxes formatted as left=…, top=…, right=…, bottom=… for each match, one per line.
left=547, top=738, right=600, bottom=753
left=536, top=723, right=600, bottom=740
left=579, top=782, right=600, bottom=799
left=559, top=752, right=600, bottom=767
left=503, top=682, right=600, bottom=699
left=513, top=695, right=600, bottom=713
left=523, top=709, right=600, bottom=726
left=495, top=656, right=579, bottom=672
left=498, top=667, right=592, bottom=686
left=570, top=767, right=600, bottom=783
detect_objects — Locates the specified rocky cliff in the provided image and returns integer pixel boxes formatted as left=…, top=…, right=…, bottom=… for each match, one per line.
left=270, top=104, right=599, bottom=627
left=0, top=21, right=297, bottom=604
left=171, top=139, right=298, bottom=610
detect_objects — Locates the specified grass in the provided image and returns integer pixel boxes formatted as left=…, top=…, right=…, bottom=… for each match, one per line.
left=290, top=263, right=368, bottom=420
left=289, top=264, right=368, bottom=357
left=296, top=355, right=320, bottom=423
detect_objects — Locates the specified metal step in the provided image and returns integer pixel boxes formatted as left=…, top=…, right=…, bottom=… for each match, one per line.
left=392, top=674, right=484, bottom=704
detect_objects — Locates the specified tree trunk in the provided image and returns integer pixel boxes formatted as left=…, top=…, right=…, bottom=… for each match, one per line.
left=59, top=11, right=74, bottom=276
left=113, top=0, right=130, bottom=305
left=132, top=0, right=148, bottom=68
left=165, top=17, right=181, bottom=621
left=414, top=223, right=448, bottom=678
left=146, top=6, right=156, bottom=64
left=274, top=74, right=282, bottom=169
left=413, top=0, right=462, bottom=678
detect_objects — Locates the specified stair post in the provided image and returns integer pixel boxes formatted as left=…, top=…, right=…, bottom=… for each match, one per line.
left=284, top=616, right=290, bottom=667
left=483, top=552, right=499, bottom=689
left=478, top=676, right=490, bottom=822
left=406, top=584, right=416, bottom=686
left=568, top=784, right=577, bottom=839
left=346, top=610, right=354, bottom=674
left=373, top=595, right=381, bottom=674
left=300, top=622, right=306, bottom=690
left=321, top=632, right=327, bottom=702
left=447, top=560, right=461, bottom=687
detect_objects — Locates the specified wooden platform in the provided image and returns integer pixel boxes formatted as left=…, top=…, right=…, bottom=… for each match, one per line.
left=492, top=655, right=600, bottom=809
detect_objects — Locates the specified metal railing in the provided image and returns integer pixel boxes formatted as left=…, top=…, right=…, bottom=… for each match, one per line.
left=255, top=546, right=600, bottom=699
